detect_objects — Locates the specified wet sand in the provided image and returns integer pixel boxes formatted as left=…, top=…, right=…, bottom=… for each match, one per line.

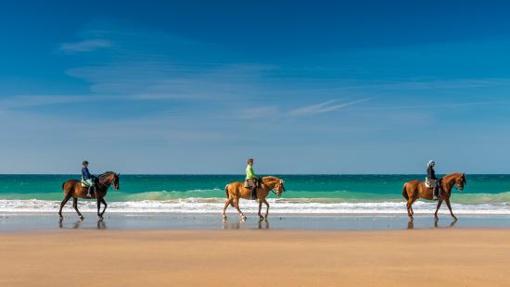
left=3, top=212, right=510, bottom=231
left=1, top=229, right=509, bottom=287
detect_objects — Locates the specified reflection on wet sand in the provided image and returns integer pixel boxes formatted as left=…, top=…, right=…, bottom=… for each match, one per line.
left=222, top=219, right=270, bottom=230
left=434, top=217, right=458, bottom=229
left=58, top=218, right=107, bottom=230
left=407, top=218, right=458, bottom=230
left=97, top=219, right=107, bottom=230
left=258, top=220, right=269, bottom=229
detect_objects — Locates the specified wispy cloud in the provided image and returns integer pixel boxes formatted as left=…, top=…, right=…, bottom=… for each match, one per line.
left=0, top=95, right=95, bottom=111
left=59, top=39, right=112, bottom=53
left=67, top=62, right=273, bottom=101
left=360, top=100, right=509, bottom=111
left=288, top=98, right=371, bottom=117
left=237, top=106, right=280, bottom=120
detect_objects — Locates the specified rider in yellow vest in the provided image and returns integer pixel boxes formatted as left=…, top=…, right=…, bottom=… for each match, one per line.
left=244, top=158, right=258, bottom=200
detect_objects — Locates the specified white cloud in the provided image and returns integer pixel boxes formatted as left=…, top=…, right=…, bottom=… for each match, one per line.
left=288, top=98, right=370, bottom=117
left=237, top=106, right=280, bottom=120
left=66, top=63, right=273, bottom=101
left=0, top=95, right=96, bottom=111
left=59, top=39, right=112, bottom=53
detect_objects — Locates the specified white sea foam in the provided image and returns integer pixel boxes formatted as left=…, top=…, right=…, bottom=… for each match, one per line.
left=0, top=198, right=509, bottom=215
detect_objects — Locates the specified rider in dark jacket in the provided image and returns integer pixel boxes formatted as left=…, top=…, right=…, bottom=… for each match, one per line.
left=427, top=160, right=440, bottom=199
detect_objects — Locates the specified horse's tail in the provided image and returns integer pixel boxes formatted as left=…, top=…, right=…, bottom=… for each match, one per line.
left=62, top=182, right=66, bottom=191
left=224, top=184, right=230, bottom=198
left=402, top=183, right=409, bottom=200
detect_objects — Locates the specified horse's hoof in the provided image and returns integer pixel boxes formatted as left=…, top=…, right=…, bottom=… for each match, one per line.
left=222, top=215, right=227, bottom=222
left=241, top=216, right=247, bottom=222
left=79, top=216, right=84, bottom=221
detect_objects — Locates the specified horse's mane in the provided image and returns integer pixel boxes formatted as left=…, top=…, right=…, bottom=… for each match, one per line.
left=444, top=172, right=464, bottom=179
left=443, top=172, right=466, bottom=183
left=98, top=171, right=116, bottom=179
left=261, top=176, right=282, bottom=184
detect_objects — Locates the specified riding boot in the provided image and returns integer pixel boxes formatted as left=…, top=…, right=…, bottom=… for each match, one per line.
left=433, top=186, right=439, bottom=200
left=251, top=187, right=257, bottom=200
left=87, top=186, right=93, bottom=198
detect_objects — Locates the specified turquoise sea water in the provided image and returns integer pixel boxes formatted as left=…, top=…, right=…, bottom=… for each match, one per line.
left=0, top=174, right=509, bottom=214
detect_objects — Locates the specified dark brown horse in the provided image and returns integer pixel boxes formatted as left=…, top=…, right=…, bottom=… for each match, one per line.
left=223, top=176, right=286, bottom=221
left=58, top=171, right=120, bottom=220
left=402, top=172, right=466, bottom=219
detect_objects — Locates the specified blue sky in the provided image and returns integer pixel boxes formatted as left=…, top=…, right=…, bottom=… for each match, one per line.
left=1, top=0, right=510, bottom=174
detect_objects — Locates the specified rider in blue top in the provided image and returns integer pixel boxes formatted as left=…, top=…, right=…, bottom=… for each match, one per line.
left=81, top=161, right=95, bottom=198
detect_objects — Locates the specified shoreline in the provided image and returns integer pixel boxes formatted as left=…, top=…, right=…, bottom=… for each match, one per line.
left=2, top=212, right=510, bottom=232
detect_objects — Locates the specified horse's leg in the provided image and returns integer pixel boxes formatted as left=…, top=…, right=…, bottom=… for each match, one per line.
left=222, top=198, right=232, bottom=220
left=263, top=199, right=270, bottom=220
left=100, top=198, right=108, bottom=217
left=233, top=198, right=246, bottom=221
left=58, top=193, right=72, bottom=219
left=434, top=199, right=443, bottom=218
left=445, top=198, right=457, bottom=220
left=407, top=196, right=418, bottom=217
left=406, top=198, right=414, bottom=218
left=72, top=197, right=84, bottom=220
left=258, top=201, right=263, bottom=221
left=96, top=198, right=102, bottom=219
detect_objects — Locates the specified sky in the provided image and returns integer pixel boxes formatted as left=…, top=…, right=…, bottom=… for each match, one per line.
left=1, top=0, right=510, bottom=174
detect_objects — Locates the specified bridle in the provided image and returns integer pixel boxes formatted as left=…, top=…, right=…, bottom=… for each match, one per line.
left=269, top=180, right=286, bottom=196
left=97, top=172, right=118, bottom=190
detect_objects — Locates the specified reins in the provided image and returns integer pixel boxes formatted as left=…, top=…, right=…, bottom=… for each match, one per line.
left=96, top=172, right=114, bottom=188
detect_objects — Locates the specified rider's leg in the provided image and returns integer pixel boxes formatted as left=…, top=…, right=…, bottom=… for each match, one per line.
left=251, top=186, right=257, bottom=200
left=434, top=184, right=439, bottom=199
left=86, top=179, right=94, bottom=197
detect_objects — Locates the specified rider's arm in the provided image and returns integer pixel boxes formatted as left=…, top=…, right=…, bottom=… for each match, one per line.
left=427, top=167, right=437, bottom=179
left=82, top=168, right=91, bottom=179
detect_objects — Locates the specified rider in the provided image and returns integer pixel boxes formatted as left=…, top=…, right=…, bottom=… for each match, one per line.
left=81, top=160, right=96, bottom=198
left=426, top=160, right=440, bottom=200
left=244, top=158, right=258, bottom=200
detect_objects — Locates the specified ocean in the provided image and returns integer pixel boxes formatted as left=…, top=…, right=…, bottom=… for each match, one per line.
left=1, top=174, right=509, bottom=215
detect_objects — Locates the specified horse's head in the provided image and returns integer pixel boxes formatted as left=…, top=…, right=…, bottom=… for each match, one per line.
left=272, top=178, right=286, bottom=198
left=112, top=173, right=120, bottom=190
left=453, top=173, right=466, bottom=192
left=100, top=172, right=120, bottom=190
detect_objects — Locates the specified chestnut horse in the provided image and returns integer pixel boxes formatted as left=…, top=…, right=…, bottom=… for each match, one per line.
left=58, top=171, right=120, bottom=220
left=223, top=176, right=286, bottom=221
left=402, top=172, right=466, bottom=219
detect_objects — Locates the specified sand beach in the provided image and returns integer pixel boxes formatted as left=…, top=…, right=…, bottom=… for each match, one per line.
left=1, top=228, right=509, bottom=287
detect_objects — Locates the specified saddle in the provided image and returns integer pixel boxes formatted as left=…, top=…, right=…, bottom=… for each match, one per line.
left=244, top=179, right=260, bottom=200
left=80, top=178, right=98, bottom=196
left=424, top=177, right=436, bottom=189
left=425, top=178, right=443, bottom=196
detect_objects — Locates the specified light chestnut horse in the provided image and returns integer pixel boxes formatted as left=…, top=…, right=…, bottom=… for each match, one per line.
left=58, top=171, right=120, bottom=220
left=223, top=176, right=286, bottom=221
left=402, top=172, right=466, bottom=219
